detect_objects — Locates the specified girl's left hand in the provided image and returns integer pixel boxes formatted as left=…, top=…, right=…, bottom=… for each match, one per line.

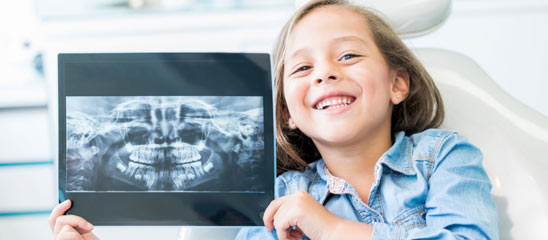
left=263, top=191, right=339, bottom=240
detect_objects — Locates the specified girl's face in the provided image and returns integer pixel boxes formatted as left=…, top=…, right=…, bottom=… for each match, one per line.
left=283, top=6, right=407, bottom=147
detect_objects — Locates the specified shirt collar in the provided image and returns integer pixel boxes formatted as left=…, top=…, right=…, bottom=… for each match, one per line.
left=317, top=159, right=329, bottom=181
left=316, top=130, right=415, bottom=184
left=378, top=131, right=415, bottom=175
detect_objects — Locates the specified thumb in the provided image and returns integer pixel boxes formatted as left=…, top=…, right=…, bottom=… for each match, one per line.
left=57, top=225, right=84, bottom=240
left=82, top=232, right=100, bottom=240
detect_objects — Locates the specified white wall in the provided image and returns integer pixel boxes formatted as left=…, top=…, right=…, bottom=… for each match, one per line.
left=406, top=0, right=548, bottom=117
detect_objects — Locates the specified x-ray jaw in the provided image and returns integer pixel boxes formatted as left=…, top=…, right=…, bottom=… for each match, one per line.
left=66, top=112, right=101, bottom=190
left=66, top=96, right=264, bottom=191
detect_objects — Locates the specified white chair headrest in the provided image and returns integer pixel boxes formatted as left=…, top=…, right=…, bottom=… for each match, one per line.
left=295, top=0, right=452, bottom=38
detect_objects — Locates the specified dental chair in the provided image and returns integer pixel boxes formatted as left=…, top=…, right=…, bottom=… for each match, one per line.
left=178, top=0, right=548, bottom=239
left=404, top=1, right=548, bottom=239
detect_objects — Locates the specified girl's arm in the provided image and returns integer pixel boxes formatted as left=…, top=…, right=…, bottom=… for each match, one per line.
left=370, top=132, right=499, bottom=240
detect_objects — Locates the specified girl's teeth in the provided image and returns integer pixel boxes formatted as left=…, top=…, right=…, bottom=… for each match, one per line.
left=316, top=96, right=353, bottom=110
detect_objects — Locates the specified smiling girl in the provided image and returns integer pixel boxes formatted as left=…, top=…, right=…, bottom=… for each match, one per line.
left=49, top=0, right=498, bottom=239
left=236, top=0, right=498, bottom=239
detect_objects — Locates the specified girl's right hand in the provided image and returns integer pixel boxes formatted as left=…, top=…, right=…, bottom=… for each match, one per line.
left=49, top=199, right=98, bottom=240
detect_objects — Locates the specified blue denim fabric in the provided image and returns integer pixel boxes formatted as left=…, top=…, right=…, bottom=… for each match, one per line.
left=235, top=129, right=499, bottom=239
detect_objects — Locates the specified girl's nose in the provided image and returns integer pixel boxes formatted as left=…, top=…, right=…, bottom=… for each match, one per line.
left=312, top=63, right=340, bottom=85
left=314, top=75, right=337, bottom=84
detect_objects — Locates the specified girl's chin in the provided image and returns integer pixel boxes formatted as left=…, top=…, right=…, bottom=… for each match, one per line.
left=310, top=125, right=385, bottom=147
left=311, top=132, right=361, bottom=147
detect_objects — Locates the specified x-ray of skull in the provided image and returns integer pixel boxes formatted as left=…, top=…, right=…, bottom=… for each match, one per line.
left=66, top=96, right=264, bottom=192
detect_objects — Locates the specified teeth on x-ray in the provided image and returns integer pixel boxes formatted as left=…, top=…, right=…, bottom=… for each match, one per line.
left=203, top=162, right=214, bottom=173
left=66, top=96, right=264, bottom=191
left=126, top=143, right=201, bottom=165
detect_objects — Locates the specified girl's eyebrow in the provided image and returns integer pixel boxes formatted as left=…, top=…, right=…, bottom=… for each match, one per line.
left=330, top=35, right=369, bottom=47
left=288, top=35, right=369, bottom=60
left=287, top=48, right=310, bottom=61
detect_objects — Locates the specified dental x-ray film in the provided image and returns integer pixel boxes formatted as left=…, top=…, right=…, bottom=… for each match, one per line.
left=58, top=53, right=274, bottom=226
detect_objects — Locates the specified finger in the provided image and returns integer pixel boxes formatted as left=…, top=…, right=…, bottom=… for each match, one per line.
left=49, top=200, right=72, bottom=231
left=54, top=215, right=94, bottom=237
left=277, top=227, right=303, bottom=240
left=263, top=195, right=290, bottom=231
left=273, top=205, right=300, bottom=240
left=57, top=225, right=84, bottom=240
left=57, top=232, right=84, bottom=240
left=276, top=226, right=290, bottom=240
left=82, top=232, right=100, bottom=240
left=289, top=229, right=303, bottom=240
left=274, top=220, right=297, bottom=240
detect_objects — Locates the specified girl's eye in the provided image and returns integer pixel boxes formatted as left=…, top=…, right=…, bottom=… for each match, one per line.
left=292, top=65, right=311, bottom=74
left=339, top=54, right=359, bottom=61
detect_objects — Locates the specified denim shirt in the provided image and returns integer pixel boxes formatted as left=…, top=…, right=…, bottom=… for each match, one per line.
left=235, top=129, right=499, bottom=239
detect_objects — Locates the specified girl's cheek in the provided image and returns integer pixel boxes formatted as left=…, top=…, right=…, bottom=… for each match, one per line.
left=283, top=81, right=297, bottom=108
left=354, top=67, right=385, bottom=91
left=284, top=81, right=309, bottom=111
left=284, top=78, right=301, bottom=96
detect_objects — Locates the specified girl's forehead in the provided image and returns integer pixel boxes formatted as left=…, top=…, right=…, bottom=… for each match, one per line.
left=285, top=6, right=375, bottom=60
left=286, top=6, right=373, bottom=55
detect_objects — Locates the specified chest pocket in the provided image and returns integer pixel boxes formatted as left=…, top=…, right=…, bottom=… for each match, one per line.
left=392, top=206, right=427, bottom=230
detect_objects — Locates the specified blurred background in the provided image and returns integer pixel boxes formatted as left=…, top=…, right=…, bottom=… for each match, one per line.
left=0, top=0, right=547, bottom=239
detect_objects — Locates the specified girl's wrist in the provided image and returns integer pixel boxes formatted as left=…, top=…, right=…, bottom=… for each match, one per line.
left=329, top=217, right=374, bottom=240
left=320, top=213, right=345, bottom=240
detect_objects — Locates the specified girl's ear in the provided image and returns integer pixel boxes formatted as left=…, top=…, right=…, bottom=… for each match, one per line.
left=390, top=68, right=410, bottom=105
left=287, top=117, right=298, bottom=130
left=283, top=105, right=298, bottom=129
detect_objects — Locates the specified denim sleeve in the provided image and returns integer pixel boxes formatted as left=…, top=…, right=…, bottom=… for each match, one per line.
left=234, top=175, right=289, bottom=240
left=371, top=132, right=499, bottom=240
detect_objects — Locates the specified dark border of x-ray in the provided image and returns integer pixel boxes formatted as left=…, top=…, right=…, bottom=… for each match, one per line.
left=58, top=52, right=275, bottom=226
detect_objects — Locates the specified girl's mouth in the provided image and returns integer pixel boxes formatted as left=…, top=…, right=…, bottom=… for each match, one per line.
left=314, top=95, right=356, bottom=110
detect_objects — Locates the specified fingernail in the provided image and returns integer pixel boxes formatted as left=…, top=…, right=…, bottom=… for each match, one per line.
left=61, top=199, right=69, bottom=205
left=87, top=222, right=94, bottom=229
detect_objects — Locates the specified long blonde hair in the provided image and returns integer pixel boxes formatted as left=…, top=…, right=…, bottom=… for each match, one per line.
left=274, top=0, right=444, bottom=175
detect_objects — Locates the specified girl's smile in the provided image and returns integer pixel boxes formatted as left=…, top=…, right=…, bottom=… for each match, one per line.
left=312, top=92, right=356, bottom=110
left=311, top=92, right=356, bottom=116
